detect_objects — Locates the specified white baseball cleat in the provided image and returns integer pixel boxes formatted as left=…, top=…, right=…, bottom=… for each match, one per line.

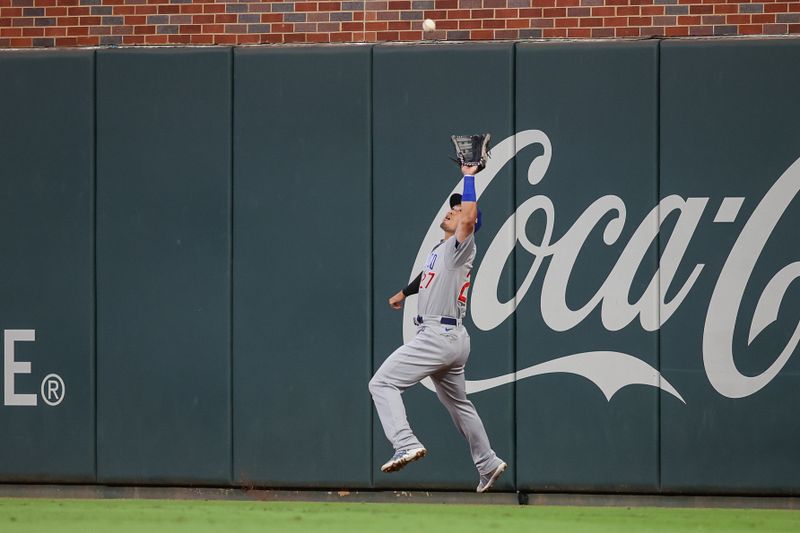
left=477, top=461, right=508, bottom=493
left=381, top=447, right=427, bottom=473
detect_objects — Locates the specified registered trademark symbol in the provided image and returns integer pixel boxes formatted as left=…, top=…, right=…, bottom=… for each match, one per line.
left=40, top=373, right=65, bottom=406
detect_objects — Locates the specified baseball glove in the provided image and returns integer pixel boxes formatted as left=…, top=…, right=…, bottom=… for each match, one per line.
left=451, top=133, right=491, bottom=171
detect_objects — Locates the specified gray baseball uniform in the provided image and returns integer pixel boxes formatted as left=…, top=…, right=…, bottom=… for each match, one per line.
left=369, top=232, right=503, bottom=477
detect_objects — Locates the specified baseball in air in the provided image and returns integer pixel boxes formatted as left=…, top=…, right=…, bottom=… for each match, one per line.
left=422, top=18, right=436, bottom=32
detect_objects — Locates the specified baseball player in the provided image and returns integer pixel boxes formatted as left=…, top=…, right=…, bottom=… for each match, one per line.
left=369, top=164, right=508, bottom=493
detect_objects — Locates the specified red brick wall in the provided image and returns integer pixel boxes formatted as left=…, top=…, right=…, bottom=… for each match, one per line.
left=1, top=0, right=799, bottom=47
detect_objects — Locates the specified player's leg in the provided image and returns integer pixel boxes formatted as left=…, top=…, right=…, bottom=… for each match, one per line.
left=432, top=368, right=508, bottom=491
left=431, top=334, right=507, bottom=494
left=369, top=330, right=446, bottom=470
left=369, top=343, right=426, bottom=451
left=431, top=365, right=503, bottom=476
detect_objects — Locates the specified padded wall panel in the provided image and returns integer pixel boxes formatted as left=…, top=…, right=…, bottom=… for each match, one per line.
left=232, top=47, right=372, bottom=487
left=514, top=41, right=660, bottom=491
left=660, top=39, right=800, bottom=494
left=96, top=48, right=232, bottom=484
left=0, top=51, right=95, bottom=482
left=372, top=43, right=516, bottom=490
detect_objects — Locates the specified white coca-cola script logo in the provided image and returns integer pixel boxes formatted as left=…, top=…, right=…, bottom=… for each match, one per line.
left=405, top=130, right=800, bottom=403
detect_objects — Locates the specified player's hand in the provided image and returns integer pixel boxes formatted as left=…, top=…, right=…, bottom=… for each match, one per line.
left=388, top=291, right=405, bottom=309
left=461, top=164, right=480, bottom=176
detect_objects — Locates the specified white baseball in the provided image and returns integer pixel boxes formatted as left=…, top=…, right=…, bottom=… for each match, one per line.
left=422, top=18, right=436, bottom=32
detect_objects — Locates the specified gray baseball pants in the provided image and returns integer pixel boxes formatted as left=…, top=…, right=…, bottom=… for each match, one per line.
left=369, top=320, right=501, bottom=477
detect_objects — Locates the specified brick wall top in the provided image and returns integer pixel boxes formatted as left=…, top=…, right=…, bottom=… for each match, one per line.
left=0, top=0, right=799, bottom=48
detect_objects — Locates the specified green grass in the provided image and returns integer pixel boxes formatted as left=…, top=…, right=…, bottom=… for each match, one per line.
left=1, top=498, right=798, bottom=533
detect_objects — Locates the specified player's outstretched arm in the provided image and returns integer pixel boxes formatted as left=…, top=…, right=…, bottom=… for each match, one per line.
left=456, top=164, right=479, bottom=243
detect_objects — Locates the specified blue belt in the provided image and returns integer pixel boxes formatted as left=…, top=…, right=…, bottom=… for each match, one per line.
left=416, top=315, right=458, bottom=326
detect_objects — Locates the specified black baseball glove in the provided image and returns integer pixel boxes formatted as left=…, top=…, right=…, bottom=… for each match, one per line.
left=451, top=133, right=491, bottom=171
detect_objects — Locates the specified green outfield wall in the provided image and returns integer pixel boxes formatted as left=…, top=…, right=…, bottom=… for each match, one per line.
left=1, top=39, right=799, bottom=494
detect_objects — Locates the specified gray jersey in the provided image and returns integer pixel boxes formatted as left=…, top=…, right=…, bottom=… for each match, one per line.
left=416, top=233, right=475, bottom=320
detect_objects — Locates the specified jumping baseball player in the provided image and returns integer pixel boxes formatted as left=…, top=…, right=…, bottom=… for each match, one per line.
left=369, top=164, right=508, bottom=493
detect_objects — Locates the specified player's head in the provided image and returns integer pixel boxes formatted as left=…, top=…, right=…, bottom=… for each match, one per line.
left=439, top=193, right=482, bottom=234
